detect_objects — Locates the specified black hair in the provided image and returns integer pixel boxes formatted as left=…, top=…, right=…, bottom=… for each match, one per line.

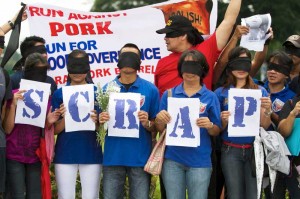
left=12, top=36, right=46, bottom=71
left=186, top=28, right=204, bottom=46
left=177, top=49, right=209, bottom=85
left=267, top=50, right=293, bottom=73
left=24, top=52, right=49, bottom=70
left=20, top=36, right=46, bottom=57
left=120, top=43, right=141, bottom=58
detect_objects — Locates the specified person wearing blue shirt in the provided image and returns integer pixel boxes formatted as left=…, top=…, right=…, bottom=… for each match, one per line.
left=155, top=50, right=221, bottom=199
left=263, top=51, right=295, bottom=128
left=51, top=50, right=102, bottom=199
left=214, top=47, right=272, bottom=199
left=99, top=43, right=160, bottom=199
left=264, top=51, right=297, bottom=199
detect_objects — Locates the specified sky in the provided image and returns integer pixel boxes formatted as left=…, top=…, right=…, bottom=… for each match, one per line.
left=0, top=0, right=94, bottom=46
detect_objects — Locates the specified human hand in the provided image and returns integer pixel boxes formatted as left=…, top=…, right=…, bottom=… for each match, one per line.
left=291, top=101, right=300, bottom=117
left=99, top=112, right=110, bottom=124
left=90, top=110, right=98, bottom=123
left=138, top=110, right=149, bottom=127
left=155, top=110, right=171, bottom=125
left=12, top=90, right=26, bottom=106
left=196, top=117, right=213, bottom=129
left=233, top=25, right=249, bottom=39
left=47, top=106, right=61, bottom=125
left=260, top=97, right=272, bottom=113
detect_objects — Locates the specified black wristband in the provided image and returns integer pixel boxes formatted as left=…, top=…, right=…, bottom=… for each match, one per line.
left=264, top=38, right=271, bottom=46
left=0, top=36, right=4, bottom=49
left=8, top=20, right=15, bottom=29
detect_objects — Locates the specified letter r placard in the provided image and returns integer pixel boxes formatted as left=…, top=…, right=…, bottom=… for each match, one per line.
left=108, top=92, right=141, bottom=138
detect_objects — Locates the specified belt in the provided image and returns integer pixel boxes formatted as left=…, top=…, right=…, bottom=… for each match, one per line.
left=223, top=141, right=252, bottom=149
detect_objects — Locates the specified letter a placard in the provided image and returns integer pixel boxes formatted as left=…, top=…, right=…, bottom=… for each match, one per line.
left=108, top=92, right=141, bottom=138
left=228, top=88, right=262, bottom=137
left=166, top=97, right=200, bottom=147
left=62, top=84, right=95, bottom=132
left=15, top=79, right=51, bottom=128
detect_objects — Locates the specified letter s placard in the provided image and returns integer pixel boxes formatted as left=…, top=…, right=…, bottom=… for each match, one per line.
left=15, top=79, right=51, bottom=128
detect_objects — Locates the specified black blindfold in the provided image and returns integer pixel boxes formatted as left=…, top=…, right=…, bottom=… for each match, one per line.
left=117, top=52, right=140, bottom=70
left=23, top=45, right=47, bottom=58
left=227, top=57, right=252, bottom=72
left=166, top=31, right=186, bottom=38
left=181, top=61, right=203, bottom=77
left=267, top=62, right=290, bottom=76
left=67, top=56, right=90, bottom=74
left=24, top=66, right=48, bottom=83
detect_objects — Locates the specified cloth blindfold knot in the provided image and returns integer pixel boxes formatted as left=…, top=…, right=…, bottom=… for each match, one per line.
left=67, top=56, right=90, bottom=74
left=227, top=57, right=252, bottom=72
left=267, top=62, right=291, bottom=76
left=24, top=66, right=48, bottom=82
left=117, top=52, right=140, bottom=70
left=181, top=61, right=203, bottom=77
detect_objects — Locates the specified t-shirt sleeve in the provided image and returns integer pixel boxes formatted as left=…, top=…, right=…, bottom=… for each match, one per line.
left=159, top=90, right=168, bottom=111
left=279, top=100, right=293, bottom=121
left=51, top=89, right=62, bottom=111
left=148, top=86, right=160, bottom=119
left=208, top=93, right=222, bottom=129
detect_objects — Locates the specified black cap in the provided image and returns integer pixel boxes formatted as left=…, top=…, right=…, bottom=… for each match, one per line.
left=156, top=15, right=194, bottom=34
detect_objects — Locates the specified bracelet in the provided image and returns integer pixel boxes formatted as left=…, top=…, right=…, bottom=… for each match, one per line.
left=208, top=122, right=214, bottom=130
left=8, top=20, right=15, bottom=29
left=264, top=109, right=273, bottom=117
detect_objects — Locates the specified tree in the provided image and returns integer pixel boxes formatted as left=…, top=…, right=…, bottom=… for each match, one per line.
left=91, top=0, right=165, bottom=12
left=91, top=0, right=300, bottom=53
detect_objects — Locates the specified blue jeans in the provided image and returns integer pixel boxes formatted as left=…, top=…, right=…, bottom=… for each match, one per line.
left=6, top=159, right=42, bottom=199
left=103, top=166, right=150, bottom=199
left=162, top=159, right=212, bottom=199
left=221, top=144, right=257, bottom=199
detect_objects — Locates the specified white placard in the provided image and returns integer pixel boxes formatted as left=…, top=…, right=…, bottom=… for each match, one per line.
left=15, top=79, right=51, bottom=128
left=228, top=88, right=262, bottom=137
left=166, top=97, right=200, bottom=147
left=108, top=92, right=141, bottom=138
left=62, top=84, right=95, bottom=132
left=240, top=14, right=271, bottom=51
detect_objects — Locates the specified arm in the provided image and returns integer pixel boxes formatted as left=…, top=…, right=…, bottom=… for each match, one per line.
left=0, top=8, right=27, bottom=34
left=260, top=97, right=272, bottom=129
left=53, top=103, right=66, bottom=135
left=215, top=0, right=242, bottom=50
left=213, top=25, right=249, bottom=85
left=249, top=28, right=274, bottom=77
left=3, top=90, right=25, bottom=134
left=155, top=110, right=170, bottom=134
left=278, top=101, right=300, bottom=137
left=196, top=117, right=220, bottom=136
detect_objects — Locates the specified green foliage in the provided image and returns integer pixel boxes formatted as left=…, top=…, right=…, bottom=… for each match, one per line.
left=0, top=50, right=21, bottom=74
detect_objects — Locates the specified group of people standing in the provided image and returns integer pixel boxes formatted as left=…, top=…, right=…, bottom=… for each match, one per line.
left=1, top=0, right=300, bottom=199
